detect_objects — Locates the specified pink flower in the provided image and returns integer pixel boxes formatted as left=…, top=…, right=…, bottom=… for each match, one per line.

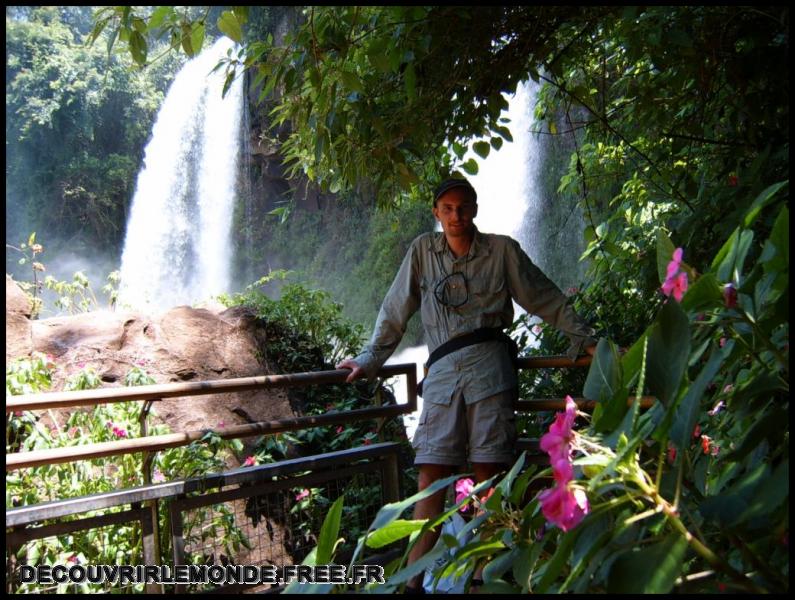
left=336, top=426, right=344, bottom=434
left=112, top=426, right=127, bottom=438
left=152, top=469, right=166, bottom=483
left=662, top=271, right=688, bottom=302
left=661, top=248, right=688, bottom=301
left=77, top=362, right=86, bottom=369
left=136, top=359, right=147, bottom=367
left=719, top=337, right=727, bottom=348
left=551, top=456, right=574, bottom=484
left=217, top=421, right=225, bottom=428
left=539, top=484, right=589, bottom=532
left=68, top=427, right=79, bottom=438
left=540, top=396, right=577, bottom=461
left=665, top=248, right=683, bottom=279
left=692, top=424, right=701, bottom=438
left=710, top=444, right=720, bottom=457
left=67, top=554, right=79, bottom=564
left=567, top=287, right=579, bottom=296
left=295, top=489, right=310, bottom=502
left=532, top=325, right=543, bottom=336
left=723, top=283, right=738, bottom=308
left=708, top=400, right=725, bottom=416
left=455, top=478, right=475, bottom=511
left=700, top=435, right=712, bottom=455
left=667, top=444, right=677, bottom=465
left=243, top=456, right=257, bottom=467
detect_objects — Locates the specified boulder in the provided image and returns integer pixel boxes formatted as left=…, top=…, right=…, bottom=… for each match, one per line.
left=6, top=275, right=33, bottom=362
left=7, top=296, right=295, bottom=453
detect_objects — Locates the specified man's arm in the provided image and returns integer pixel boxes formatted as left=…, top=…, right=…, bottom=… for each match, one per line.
left=504, top=239, right=597, bottom=358
left=336, top=240, right=422, bottom=381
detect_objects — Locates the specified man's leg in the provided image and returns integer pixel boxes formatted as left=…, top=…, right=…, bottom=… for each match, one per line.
left=467, top=390, right=518, bottom=589
left=405, top=463, right=455, bottom=589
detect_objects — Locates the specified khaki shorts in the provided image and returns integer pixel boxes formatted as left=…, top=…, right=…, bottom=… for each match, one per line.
left=412, top=388, right=518, bottom=466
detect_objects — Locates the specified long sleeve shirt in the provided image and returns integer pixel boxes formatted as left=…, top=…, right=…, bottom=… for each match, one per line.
left=353, top=228, right=597, bottom=406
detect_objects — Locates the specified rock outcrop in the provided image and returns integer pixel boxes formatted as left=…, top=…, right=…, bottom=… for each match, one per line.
left=6, top=277, right=295, bottom=451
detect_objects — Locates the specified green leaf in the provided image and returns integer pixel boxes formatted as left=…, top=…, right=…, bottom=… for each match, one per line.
left=148, top=6, right=172, bottom=30
left=584, top=339, right=628, bottom=432
left=490, top=137, right=503, bottom=151
left=365, top=519, right=426, bottom=549
left=367, top=48, right=391, bottom=72
left=656, top=230, right=676, bottom=284
left=315, top=495, right=344, bottom=565
left=607, top=534, right=688, bottom=593
left=369, top=473, right=462, bottom=532
left=646, top=300, right=690, bottom=406
left=129, top=30, right=148, bottom=66
left=699, top=462, right=771, bottom=527
left=404, top=62, right=416, bottom=101
left=232, top=6, right=249, bottom=23
left=760, top=204, right=788, bottom=273
left=495, top=452, right=525, bottom=499
left=534, top=528, right=579, bottom=593
left=670, top=341, right=731, bottom=451
left=218, top=10, right=243, bottom=43
left=482, top=547, right=517, bottom=583
left=461, top=159, right=479, bottom=175
left=714, top=229, right=754, bottom=283
left=190, top=23, right=205, bottom=55
left=473, top=141, right=491, bottom=159
left=493, top=125, right=513, bottom=142
left=742, top=180, right=788, bottom=228
left=340, top=70, right=363, bottom=93
left=583, top=338, right=621, bottom=402
left=680, top=272, right=723, bottom=313
left=738, top=459, right=789, bottom=523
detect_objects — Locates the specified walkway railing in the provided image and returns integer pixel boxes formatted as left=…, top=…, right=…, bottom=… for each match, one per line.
left=6, top=355, right=656, bottom=593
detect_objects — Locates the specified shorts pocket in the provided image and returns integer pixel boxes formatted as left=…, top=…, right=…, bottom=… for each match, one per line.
left=411, top=408, right=431, bottom=451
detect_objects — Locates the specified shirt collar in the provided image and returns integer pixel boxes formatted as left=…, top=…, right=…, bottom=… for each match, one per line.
left=432, top=226, right=491, bottom=258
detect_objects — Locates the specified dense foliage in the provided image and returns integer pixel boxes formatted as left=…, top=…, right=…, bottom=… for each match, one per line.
left=14, top=4, right=790, bottom=593
left=5, top=7, right=182, bottom=263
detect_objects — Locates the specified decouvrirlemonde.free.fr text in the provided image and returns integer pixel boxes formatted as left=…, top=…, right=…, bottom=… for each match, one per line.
left=20, top=564, right=385, bottom=586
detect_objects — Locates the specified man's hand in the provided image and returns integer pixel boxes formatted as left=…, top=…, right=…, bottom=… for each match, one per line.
left=336, top=358, right=366, bottom=383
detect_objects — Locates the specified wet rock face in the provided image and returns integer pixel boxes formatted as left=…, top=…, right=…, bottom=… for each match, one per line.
left=6, top=278, right=294, bottom=442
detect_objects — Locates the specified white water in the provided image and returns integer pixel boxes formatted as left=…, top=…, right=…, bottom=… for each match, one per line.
left=389, top=80, right=544, bottom=439
left=118, top=37, right=244, bottom=311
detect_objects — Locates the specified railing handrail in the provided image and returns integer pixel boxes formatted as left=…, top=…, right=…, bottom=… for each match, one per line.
left=5, top=363, right=418, bottom=412
left=6, top=442, right=401, bottom=527
left=6, top=355, right=589, bottom=412
left=5, top=355, right=606, bottom=472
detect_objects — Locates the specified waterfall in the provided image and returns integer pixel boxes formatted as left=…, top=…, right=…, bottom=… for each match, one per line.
left=118, top=37, right=244, bottom=311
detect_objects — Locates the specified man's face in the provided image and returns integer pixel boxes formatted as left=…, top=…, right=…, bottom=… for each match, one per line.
left=433, top=188, right=478, bottom=239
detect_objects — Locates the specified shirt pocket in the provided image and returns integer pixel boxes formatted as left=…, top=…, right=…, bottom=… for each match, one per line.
left=463, top=273, right=504, bottom=316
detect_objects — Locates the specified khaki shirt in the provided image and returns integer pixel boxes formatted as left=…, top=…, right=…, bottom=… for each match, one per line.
left=354, top=228, right=596, bottom=406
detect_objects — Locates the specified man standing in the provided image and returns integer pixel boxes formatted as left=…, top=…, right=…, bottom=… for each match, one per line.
left=337, top=177, right=596, bottom=591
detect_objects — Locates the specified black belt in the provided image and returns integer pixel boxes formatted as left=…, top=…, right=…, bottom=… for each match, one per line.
left=417, top=328, right=518, bottom=397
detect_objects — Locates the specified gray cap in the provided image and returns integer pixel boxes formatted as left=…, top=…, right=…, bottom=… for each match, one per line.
left=433, top=177, right=477, bottom=204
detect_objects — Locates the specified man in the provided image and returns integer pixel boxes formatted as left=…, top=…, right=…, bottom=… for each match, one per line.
left=337, top=177, right=596, bottom=591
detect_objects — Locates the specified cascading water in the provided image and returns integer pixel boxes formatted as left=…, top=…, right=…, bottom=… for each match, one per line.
left=118, top=37, right=243, bottom=311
